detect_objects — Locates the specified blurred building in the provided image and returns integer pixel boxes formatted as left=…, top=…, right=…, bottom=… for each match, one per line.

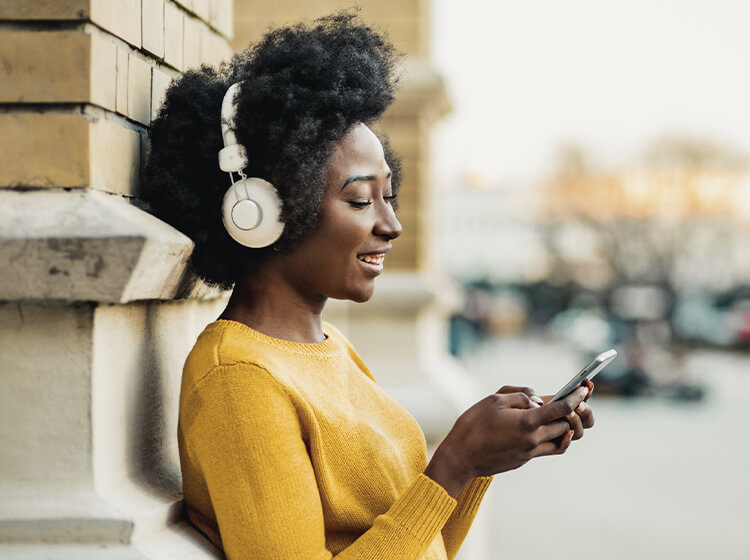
left=436, top=181, right=549, bottom=283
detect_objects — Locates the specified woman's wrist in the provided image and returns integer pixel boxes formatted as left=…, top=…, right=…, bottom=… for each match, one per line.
left=424, top=442, right=473, bottom=499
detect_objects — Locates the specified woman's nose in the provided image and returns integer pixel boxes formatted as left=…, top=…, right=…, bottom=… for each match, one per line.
left=374, top=203, right=402, bottom=240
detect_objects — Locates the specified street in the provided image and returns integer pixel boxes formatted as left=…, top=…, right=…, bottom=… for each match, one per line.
left=458, top=338, right=749, bottom=560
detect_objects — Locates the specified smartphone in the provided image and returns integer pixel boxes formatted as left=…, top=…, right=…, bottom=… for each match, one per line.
left=547, top=349, right=617, bottom=403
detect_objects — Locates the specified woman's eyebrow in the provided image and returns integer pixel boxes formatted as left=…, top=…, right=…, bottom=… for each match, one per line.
left=340, top=171, right=392, bottom=191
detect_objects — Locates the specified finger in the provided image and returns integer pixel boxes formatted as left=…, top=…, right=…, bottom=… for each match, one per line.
left=566, top=410, right=584, bottom=440
left=531, top=386, right=588, bottom=424
left=495, top=392, right=539, bottom=409
left=556, top=430, right=574, bottom=453
left=497, top=386, right=543, bottom=405
left=582, top=379, right=595, bottom=402
left=575, top=401, right=595, bottom=429
left=540, top=380, right=593, bottom=405
left=534, top=419, right=571, bottom=443
left=527, top=430, right=574, bottom=458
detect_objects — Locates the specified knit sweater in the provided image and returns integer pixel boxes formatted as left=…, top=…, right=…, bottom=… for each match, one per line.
left=178, top=319, right=492, bottom=559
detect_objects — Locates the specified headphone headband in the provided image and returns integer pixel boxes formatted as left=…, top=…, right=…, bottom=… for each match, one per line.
left=218, top=82, right=248, bottom=174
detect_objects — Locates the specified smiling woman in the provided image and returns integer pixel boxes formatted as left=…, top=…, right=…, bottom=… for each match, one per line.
left=140, top=11, right=595, bottom=560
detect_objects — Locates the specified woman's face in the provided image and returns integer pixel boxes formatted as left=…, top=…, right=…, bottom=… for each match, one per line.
left=279, top=123, right=402, bottom=303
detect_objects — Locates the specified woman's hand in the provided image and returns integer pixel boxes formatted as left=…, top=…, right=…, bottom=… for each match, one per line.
left=424, top=385, right=591, bottom=498
left=541, top=379, right=595, bottom=440
left=501, top=380, right=596, bottom=440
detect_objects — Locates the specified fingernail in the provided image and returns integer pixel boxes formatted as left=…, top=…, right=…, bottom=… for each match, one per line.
left=531, top=396, right=544, bottom=405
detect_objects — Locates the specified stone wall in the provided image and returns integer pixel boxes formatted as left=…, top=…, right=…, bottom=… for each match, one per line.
left=0, top=1, right=232, bottom=557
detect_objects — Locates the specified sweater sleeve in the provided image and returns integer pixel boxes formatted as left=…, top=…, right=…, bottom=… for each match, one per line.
left=441, top=477, right=493, bottom=560
left=181, top=363, right=457, bottom=560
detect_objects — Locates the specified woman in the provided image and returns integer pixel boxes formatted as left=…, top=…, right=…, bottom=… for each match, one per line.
left=142, top=13, right=594, bottom=560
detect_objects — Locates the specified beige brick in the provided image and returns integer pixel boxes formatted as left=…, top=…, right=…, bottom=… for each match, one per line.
left=128, top=55, right=152, bottom=124
left=201, top=26, right=231, bottom=66
left=164, top=1, right=184, bottom=69
left=0, top=0, right=89, bottom=19
left=209, top=0, right=233, bottom=39
left=142, top=0, right=165, bottom=58
left=151, top=67, right=173, bottom=121
left=90, top=118, right=142, bottom=196
left=0, top=31, right=119, bottom=110
left=1, top=1, right=146, bottom=49
left=0, top=112, right=142, bottom=195
left=90, top=0, right=142, bottom=47
left=182, top=16, right=203, bottom=70
left=0, top=31, right=89, bottom=103
left=115, top=48, right=129, bottom=115
left=0, top=113, right=89, bottom=188
left=90, top=34, right=117, bottom=110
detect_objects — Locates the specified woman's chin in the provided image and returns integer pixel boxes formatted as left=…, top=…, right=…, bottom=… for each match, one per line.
left=331, top=284, right=375, bottom=304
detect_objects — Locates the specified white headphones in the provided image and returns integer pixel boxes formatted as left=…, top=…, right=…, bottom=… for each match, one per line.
left=219, top=82, right=285, bottom=248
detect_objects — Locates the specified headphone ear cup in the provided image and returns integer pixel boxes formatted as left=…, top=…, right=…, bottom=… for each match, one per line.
left=222, top=178, right=285, bottom=248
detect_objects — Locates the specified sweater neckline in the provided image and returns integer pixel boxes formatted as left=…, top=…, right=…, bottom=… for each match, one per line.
left=209, top=319, right=341, bottom=357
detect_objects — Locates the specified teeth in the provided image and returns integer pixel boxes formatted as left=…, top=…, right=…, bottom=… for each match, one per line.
left=359, top=254, right=384, bottom=265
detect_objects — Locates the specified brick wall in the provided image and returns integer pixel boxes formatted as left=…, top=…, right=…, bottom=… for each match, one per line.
left=0, top=0, right=232, bottom=197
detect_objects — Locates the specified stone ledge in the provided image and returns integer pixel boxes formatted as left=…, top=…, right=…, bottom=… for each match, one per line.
left=0, top=189, right=222, bottom=303
left=0, top=486, right=180, bottom=544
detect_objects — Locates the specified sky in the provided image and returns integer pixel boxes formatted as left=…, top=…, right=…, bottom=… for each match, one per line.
left=430, top=0, right=750, bottom=188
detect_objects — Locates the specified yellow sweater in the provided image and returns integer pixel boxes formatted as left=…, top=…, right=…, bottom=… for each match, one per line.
left=178, top=319, right=491, bottom=559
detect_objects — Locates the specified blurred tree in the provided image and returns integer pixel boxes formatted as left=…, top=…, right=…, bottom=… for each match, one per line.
left=541, top=137, right=750, bottom=318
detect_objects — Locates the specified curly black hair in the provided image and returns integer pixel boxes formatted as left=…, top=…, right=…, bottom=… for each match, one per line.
left=141, top=12, right=401, bottom=290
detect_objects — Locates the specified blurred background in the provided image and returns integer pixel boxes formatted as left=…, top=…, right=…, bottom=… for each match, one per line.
left=430, top=1, right=749, bottom=558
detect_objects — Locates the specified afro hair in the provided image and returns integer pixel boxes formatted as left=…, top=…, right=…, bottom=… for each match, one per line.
left=141, top=12, right=401, bottom=290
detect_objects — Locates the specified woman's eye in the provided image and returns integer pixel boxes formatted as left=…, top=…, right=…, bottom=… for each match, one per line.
left=384, top=195, right=397, bottom=205
left=348, top=200, right=372, bottom=208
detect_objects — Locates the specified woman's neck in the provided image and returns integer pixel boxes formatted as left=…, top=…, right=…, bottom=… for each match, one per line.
left=219, top=264, right=328, bottom=344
